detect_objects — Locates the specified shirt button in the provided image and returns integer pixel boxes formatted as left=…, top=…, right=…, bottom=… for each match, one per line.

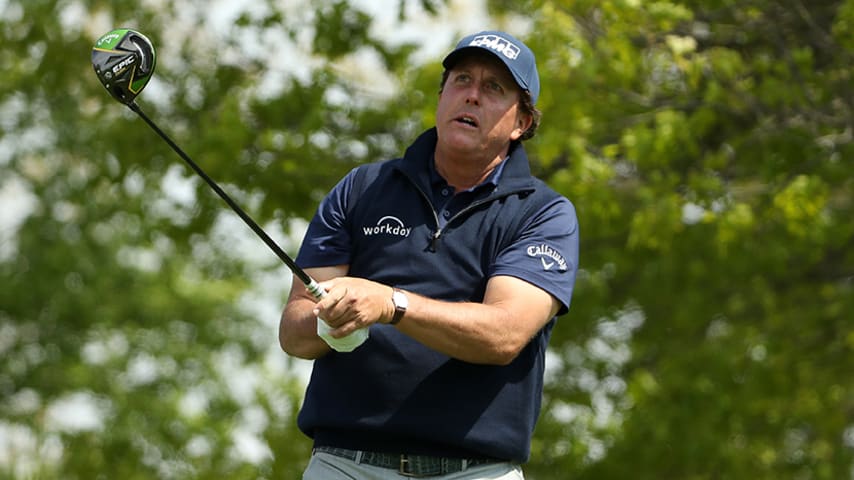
left=443, top=210, right=451, bottom=218
left=441, top=188, right=450, bottom=196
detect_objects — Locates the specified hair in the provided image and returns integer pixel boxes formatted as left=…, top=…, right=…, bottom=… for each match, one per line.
left=440, top=69, right=541, bottom=141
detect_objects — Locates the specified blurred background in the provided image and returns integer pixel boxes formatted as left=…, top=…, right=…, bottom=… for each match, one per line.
left=1, top=0, right=852, bottom=478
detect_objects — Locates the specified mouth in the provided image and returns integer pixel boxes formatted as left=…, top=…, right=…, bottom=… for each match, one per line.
left=453, top=113, right=479, bottom=128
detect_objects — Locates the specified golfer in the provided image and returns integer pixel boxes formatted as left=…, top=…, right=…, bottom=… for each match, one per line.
left=280, top=30, right=579, bottom=479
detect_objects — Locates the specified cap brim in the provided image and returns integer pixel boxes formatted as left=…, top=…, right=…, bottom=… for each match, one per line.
left=442, top=47, right=530, bottom=93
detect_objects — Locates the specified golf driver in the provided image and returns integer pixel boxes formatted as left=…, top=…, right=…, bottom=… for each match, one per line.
left=91, top=28, right=367, bottom=352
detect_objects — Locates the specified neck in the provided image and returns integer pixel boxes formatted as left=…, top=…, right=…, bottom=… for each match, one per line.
left=434, top=145, right=509, bottom=191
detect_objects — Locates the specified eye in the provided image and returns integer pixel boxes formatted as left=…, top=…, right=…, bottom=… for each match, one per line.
left=453, top=72, right=472, bottom=84
left=485, top=81, right=504, bottom=93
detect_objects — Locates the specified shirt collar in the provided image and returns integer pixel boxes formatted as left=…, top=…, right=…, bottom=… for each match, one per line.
left=428, top=155, right=508, bottom=193
left=399, top=128, right=537, bottom=196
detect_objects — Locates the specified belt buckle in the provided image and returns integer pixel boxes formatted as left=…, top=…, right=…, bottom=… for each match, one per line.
left=398, top=454, right=430, bottom=478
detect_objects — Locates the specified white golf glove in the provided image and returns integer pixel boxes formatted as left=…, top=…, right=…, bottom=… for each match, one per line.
left=316, top=318, right=369, bottom=352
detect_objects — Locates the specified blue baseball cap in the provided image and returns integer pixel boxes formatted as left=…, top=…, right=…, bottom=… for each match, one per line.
left=442, top=30, right=540, bottom=105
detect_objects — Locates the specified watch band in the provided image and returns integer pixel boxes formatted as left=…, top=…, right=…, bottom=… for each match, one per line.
left=390, top=288, right=407, bottom=325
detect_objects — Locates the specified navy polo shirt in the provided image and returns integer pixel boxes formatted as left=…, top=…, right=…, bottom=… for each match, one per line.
left=294, top=128, right=579, bottom=463
left=430, top=154, right=506, bottom=229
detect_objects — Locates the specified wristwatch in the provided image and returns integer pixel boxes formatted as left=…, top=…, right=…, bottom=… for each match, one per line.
left=390, top=288, right=408, bottom=325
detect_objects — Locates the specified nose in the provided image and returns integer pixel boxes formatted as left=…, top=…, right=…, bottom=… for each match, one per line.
left=464, top=85, right=480, bottom=105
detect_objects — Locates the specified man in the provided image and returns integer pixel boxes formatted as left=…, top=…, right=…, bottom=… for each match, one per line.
left=280, top=30, right=579, bottom=479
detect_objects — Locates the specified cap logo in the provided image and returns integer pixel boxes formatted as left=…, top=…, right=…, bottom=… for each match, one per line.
left=469, top=34, right=520, bottom=60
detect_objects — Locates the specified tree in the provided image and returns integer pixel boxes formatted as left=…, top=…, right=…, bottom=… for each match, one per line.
left=1, top=0, right=852, bottom=478
left=0, top=0, right=426, bottom=478
left=499, top=1, right=853, bottom=478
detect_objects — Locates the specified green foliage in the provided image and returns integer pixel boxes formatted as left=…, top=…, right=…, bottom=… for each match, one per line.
left=1, top=0, right=852, bottom=479
left=513, top=1, right=853, bottom=478
left=0, top=0, right=426, bottom=477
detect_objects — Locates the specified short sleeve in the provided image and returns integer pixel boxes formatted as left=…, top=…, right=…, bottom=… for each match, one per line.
left=294, top=168, right=361, bottom=268
left=490, top=197, right=579, bottom=315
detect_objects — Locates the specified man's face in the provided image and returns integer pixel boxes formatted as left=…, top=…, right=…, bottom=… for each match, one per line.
left=436, top=53, right=531, bottom=160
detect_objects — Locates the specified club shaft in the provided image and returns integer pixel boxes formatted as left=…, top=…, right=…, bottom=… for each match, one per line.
left=127, top=102, right=322, bottom=296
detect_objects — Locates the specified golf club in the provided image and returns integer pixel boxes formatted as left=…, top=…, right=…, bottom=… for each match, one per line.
left=91, top=28, right=367, bottom=351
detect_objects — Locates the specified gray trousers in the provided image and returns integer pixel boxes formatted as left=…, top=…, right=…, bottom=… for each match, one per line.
left=303, top=451, right=525, bottom=480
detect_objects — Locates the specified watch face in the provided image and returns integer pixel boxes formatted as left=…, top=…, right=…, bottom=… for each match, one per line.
left=393, top=290, right=408, bottom=309
left=391, top=289, right=408, bottom=325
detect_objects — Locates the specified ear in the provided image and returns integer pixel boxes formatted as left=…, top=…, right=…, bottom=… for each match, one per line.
left=510, top=111, right=533, bottom=141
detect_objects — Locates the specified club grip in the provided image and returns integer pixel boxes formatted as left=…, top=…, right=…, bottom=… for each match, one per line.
left=304, top=278, right=327, bottom=300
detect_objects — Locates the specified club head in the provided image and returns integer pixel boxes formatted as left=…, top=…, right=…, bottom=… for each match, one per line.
left=92, top=28, right=156, bottom=105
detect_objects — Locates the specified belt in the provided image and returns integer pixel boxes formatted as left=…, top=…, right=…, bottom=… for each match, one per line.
left=313, top=446, right=497, bottom=477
